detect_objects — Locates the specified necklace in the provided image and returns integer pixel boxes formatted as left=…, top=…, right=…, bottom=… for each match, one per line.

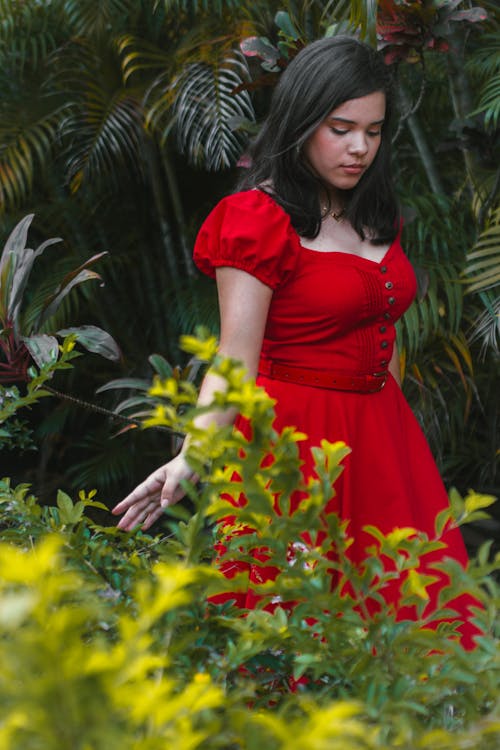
left=321, top=204, right=346, bottom=222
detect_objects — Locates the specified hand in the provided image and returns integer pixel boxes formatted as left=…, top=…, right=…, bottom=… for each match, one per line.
left=111, top=453, right=197, bottom=531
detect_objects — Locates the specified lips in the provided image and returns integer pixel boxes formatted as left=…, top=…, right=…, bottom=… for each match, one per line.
left=341, top=164, right=365, bottom=174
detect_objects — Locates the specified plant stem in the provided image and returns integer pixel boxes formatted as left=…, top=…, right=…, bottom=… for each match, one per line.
left=397, top=85, right=445, bottom=195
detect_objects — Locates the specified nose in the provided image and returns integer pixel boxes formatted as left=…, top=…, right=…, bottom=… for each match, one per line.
left=347, top=131, right=369, bottom=155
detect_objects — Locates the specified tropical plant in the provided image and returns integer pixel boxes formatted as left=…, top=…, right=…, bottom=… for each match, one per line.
left=0, top=213, right=120, bottom=384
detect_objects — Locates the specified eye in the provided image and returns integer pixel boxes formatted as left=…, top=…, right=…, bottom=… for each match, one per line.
left=367, top=130, right=382, bottom=137
left=330, top=127, right=348, bottom=135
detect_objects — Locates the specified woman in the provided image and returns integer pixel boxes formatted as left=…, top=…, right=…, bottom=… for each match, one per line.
left=112, top=36, right=477, bottom=646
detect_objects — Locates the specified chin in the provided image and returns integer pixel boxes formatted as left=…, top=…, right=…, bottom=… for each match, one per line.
left=328, top=177, right=362, bottom=191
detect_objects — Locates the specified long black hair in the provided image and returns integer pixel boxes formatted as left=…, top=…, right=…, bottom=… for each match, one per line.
left=238, top=36, right=399, bottom=244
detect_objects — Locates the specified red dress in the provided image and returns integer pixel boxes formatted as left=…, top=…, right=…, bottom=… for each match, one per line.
left=194, top=189, right=478, bottom=647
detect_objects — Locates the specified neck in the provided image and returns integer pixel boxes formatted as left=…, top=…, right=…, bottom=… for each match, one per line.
left=320, top=190, right=346, bottom=222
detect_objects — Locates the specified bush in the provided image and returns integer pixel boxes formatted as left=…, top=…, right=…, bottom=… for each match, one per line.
left=1, top=335, right=499, bottom=749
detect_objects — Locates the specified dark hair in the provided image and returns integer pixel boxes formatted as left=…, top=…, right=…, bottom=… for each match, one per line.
left=238, top=36, right=399, bottom=244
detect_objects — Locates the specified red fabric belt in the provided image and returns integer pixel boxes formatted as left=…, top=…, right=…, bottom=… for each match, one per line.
left=258, top=359, right=388, bottom=393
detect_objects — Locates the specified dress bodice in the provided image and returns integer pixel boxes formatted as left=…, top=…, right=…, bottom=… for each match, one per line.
left=194, top=190, right=416, bottom=376
left=261, top=235, right=416, bottom=375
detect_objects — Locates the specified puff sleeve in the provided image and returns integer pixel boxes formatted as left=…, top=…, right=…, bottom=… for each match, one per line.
left=193, top=190, right=300, bottom=290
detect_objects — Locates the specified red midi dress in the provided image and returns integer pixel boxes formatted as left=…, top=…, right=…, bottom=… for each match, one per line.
left=193, top=189, right=478, bottom=648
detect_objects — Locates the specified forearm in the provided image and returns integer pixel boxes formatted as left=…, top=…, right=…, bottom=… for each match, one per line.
left=181, top=369, right=239, bottom=452
left=178, top=266, right=272, bottom=451
left=180, top=336, right=263, bottom=453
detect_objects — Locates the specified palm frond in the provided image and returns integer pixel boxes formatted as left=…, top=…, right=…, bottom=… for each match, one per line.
left=399, top=262, right=465, bottom=360
left=63, top=0, right=135, bottom=37
left=0, top=112, right=64, bottom=214
left=348, top=0, right=378, bottom=45
left=154, top=0, right=240, bottom=14
left=467, top=33, right=500, bottom=128
left=62, top=90, right=145, bottom=193
left=464, top=205, right=500, bottom=294
left=116, top=34, right=174, bottom=85
left=320, top=0, right=355, bottom=30
left=400, top=192, right=473, bottom=264
left=468, top=293, right=500, bottom=355
left=0, top=0, right=64, bottom=73
left=472, top=73, right=500, bottom=129
left=158, top=53, right=255, bottom=171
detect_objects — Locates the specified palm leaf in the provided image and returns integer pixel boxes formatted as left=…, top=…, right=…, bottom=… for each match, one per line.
left=160, top=53, right=255, bottom=171
left=468, top=293, right=500, bottom=354
left=467, top=33, right=500, bottom=128
left=348, top=0, right=378, bottom=45
left=0, top=0, right=64, bottom=72
left=62, top=90, right=145, bottom=192
left=472, top=73, right=500, bottom=128
left=464, top=206, right=500, bottom=293
left=0, top=112, right=66, bottom=214
left=116, top=34, right=174, bottom=85
left=63, top=0, right=135, bottom=37
left=399, top=262, right=465, bottom=360
left=154, top=0, right=240, bottom=13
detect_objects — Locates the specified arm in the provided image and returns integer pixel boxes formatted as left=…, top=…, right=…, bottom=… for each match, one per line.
left=112, top=267, right=273, bottom=530
left=388, top=342, right=401, bottom=388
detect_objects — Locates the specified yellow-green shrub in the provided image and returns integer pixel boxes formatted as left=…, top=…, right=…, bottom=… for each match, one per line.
left=1, top=333, right=499, bottom=749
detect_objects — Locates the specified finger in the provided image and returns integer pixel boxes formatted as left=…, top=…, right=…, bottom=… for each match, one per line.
left=116, top=494, right=161, bottom=529
left=161, top=471, right=198, bottom=507
left=142, top=506, right=166, bottom=530
left=112, top=472, right=165, bottom=514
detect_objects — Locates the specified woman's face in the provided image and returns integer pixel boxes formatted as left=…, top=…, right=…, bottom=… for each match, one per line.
left=302, top=91, right=386, bottom=194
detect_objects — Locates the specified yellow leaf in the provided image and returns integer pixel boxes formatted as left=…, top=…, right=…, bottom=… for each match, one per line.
left=407, top=569, right=431, bottom=600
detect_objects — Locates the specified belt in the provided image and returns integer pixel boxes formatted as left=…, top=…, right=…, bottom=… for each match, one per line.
left=258, top=359, right=388, bottom=393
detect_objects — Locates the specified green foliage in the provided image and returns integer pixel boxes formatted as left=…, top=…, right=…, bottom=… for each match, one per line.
left=0, top=213, right=120, bottom=383
left=1, top=348, right=500, bottom=748
left=468, top=33, right=500, bottom=129
left=0, top=386, right=35, bottom=451
left=0, top=339, right=80, bottom=423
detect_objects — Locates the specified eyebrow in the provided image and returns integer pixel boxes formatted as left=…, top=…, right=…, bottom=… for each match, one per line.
left=328, top=116, right=385, bottom=125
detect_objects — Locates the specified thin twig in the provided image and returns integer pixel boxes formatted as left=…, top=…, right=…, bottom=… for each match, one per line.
left=43, top=385, right=184, bottom=436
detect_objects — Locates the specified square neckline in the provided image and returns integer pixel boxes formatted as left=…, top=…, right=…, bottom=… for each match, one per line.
left=298, top=237, right=396, bottom=266
left=253, top=188, right=396, bottom=267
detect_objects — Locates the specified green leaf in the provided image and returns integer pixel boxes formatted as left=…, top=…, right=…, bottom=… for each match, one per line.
left=96, top=378, right=151, bottom=394
left=22, top=334, right=59, bottom=368
left=56, top=489, right=85, bottom=524
left=275, top=11, right=299, bottom=41
left=148, top=353, right=173, bottom=379
left=57, top=326, right=121, bottom=362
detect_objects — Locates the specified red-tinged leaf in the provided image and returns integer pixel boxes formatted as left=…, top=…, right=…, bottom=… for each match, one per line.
left=383, top=48, right=412, bottom=64
left=426, top=38, right=450, bottom=51
left=39, top=269, right=102, bottom=326
left=377, top=23, right=414, bottom=34
left=447, top=8, right=488, bottom=23
left=240, top=37, right=280, bottom=63
left=37, top=252, right=107, bottom=329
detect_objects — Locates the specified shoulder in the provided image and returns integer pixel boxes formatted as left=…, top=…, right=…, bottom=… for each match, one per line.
left=193, top=190, right=300, bottom=290
left=211, top=188, right=288, bottom=220
left=197, top=188, right=297, bottom=244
